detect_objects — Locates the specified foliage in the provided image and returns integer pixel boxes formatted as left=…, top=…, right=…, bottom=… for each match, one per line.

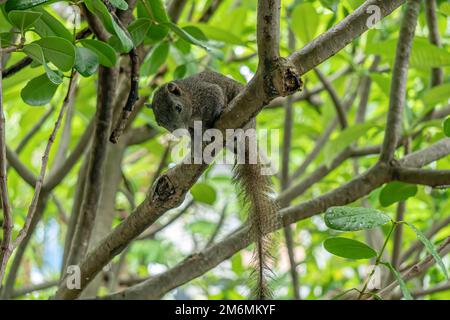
left=0, top=0, right=449, bottom=300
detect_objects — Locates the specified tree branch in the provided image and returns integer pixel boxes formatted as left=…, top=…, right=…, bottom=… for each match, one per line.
left=54, top=0, right=411, bottom=299
left=424, top=0, right=443, bottom=87
left=0, top=45, right=13, bottom=285
left=289, top=0, right=406, bottom=75
left=62, top=67, right=118, bottom=271
left=379, top=0, right=420, bottom=162
left=376, top=237, right=450, bottom=299
left=13, top=73, right=78, bottom=249
left=393, top=168, right=450, bottom=188
left=314, top=68, right=348, bottom=129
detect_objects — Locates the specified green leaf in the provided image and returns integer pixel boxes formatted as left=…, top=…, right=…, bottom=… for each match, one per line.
left=444, top=118, right=450, bottom=137
left=23, top=43, right=63, bottom=84
left=173, top=64, right=187, bottom=79
left=371, top=73, right=391, bottom=96
left=404, top=222, right=449, bottom=280
left=323, top=122, right=374, bottom=167
left=379, top=182, right=418, bottom=207
left=324, top=206, right=391, bottom=231
left=146, top=0, right=169, bottom=23
left=145, top=23, right=169, bottom=44
left=75, top=46, right=99, bottom=77
left=5, top=0, right=49, bottom=12
left=367, top=38, right=450, bottom=69
left=140, top=41, right=169, bottom=76
left=182, top=25, right=208, bottom=41
left=190, top=182, right=217, bottom=205
left=381, top=262, right=413, bottom=300
left=323, top=237, right=377, bottom=260
left=84, top=0, right=134, bottom=53
left=164, top=22, right=209, bottom=51
left=30, top=37, right=76, bottom=72
left=109, top=0, right=128, bottom=11
left=8, top=10, right=41, bottom=32
left=291, top=3, right=319, bottom=45
left=441, top=2, right=450, bottom=16
left=31, top=7, right=73, bottom=41
left=189, top=23, right=243, bottom=45
left=422, top=83, right=450, bottom=107
left=79, top=39, right=117, bottom=67
left=128, top=18, right=152, bottom=46
left=21, top=73, right=59, bottom=106
left=186, top=220, right=215, bottom=236
left=0, top=32, right=14, bottom=48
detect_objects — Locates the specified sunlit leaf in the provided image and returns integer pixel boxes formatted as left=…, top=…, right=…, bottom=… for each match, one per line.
left=8, top=10, right=41, bottom=32
left=31, top=7, right=73, bottom=41
left=325, top=206, right=391, bottom=231
left=21, top=73, right=59, bottom=106
left=291, top=3, right=319, bottom=45
left=324, top=237, right=377, bottom=260
left=146, top=0, right=169, bottom=23
left=379, top=182, right=418, bottom=207
left=84, top=0, right=134, bottom=53
left=29, top=36, right=76, bottom=72
left=422, top=83, right=450, bottom=107
left=190, top=183, right=217, bottom=205
left=323, top=122, right=375, bottom=167
left=164, top=22, right=209, bottom=50
left=140, top=41, right=169, bottom=76
left=79, top=39, right=117, bottom=67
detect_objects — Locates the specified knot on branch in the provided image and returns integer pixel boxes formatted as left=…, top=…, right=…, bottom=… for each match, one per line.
left=264, top=58, right=303, bottom=100
left=151, top=175, right=176, bottom=202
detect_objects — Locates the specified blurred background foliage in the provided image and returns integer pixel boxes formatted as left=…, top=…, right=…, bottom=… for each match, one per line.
left=0, top=0, right=449, bottom=299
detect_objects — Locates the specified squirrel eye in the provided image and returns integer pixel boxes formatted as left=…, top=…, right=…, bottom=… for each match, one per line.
left=175, top=104, right=183, bottom=113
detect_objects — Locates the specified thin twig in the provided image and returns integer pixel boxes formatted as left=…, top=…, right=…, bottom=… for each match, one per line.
left=314, top=68, right=348, bottom=129
left=13, top=72, right=78, bottom=249
left=205, top=204, right=228, bottom=248
left=0, top=45, right=13, bottom=284
left=109, top=48, right=140, bottom=143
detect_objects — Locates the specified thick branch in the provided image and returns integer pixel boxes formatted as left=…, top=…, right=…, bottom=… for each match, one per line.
left=101, top=138, right=450, bottom=299
left=54, top=0, right=410, bottom=299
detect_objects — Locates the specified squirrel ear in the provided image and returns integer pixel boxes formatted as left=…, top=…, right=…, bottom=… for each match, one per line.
left=167, top=82, right=181, bottom=96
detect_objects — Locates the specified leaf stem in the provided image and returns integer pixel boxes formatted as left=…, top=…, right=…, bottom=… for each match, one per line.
left=358, top=221, right=397, bottom=299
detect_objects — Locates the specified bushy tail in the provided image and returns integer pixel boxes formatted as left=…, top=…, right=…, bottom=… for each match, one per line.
left=233, top=161, right=279, bottom=300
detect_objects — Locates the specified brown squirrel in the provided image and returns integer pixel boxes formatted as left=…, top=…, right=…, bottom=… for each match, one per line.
left=152, top=70, right=279, bottom=299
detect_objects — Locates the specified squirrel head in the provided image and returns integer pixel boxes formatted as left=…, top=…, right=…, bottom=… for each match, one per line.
left=152, top=82, right=193, bottom=132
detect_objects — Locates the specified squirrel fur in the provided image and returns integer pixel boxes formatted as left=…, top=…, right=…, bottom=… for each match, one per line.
left=152, top=70, right=279, bottom=299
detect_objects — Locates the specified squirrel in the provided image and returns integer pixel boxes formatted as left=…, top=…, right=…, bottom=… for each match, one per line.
left=152, top=70, right=279, bottom=299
